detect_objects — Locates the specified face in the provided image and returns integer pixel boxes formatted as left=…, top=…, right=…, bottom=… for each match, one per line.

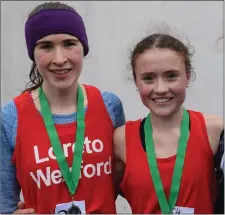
left=134, top=48, right=190, bottom=117
left=34, top=34, right=84, bottom=90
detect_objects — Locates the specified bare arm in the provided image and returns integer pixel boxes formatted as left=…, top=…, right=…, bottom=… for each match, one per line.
left=113, top=125, right=126, bottom=197
left=204, top=114, right=223, bottom=155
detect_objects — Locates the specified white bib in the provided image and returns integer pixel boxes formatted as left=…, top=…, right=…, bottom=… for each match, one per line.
left=172, top=206, right=195, bottom=214
left=54, top=200, right=86, bottom=214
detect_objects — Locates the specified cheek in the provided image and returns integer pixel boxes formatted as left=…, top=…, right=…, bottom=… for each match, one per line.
left=170, top=79, right=187, bottom=95
left=34, top=52, right=51, bottom=72
left=69, top=46, right=84, bottom=63
left=136, top=79, right=153, bottom=98
left=35, top=54, right=51, bottom=76
left=139, top=86, right=152, bottom=98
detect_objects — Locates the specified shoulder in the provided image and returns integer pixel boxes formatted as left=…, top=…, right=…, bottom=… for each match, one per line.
left=84, top=84, right=122, bottom=105
left=1, top=100, right=18, bottom=127
left=85, top=84, right=123, bottom=109
left=203, top=114, right=223, bottom=154
left=101, top=91, right=123, bottom=108
left=204, top=114, right=223, bottom=131
left=1, top=100, right=18, bottom=149
left=101, top=91, right=126, bottom=128
left=84, top=84, right=126, bottom=128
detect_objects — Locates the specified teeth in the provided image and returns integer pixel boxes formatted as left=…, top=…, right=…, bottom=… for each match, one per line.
left=52, top=69, right=70, bottom=75
left=153, top=98, right=171, bottom=103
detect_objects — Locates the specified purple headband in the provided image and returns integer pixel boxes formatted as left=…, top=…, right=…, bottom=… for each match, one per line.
left=25, top=9, right=89, bottom=61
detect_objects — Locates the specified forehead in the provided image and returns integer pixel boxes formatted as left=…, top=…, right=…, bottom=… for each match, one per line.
left=36, top=33, right=79, bottom=43
left=135, top=48, right=185, bottom=72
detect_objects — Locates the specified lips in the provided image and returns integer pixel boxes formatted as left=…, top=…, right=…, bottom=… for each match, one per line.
left=151, top=97, right=174, bottom=104
left=50, top=69, right=72, bottom=75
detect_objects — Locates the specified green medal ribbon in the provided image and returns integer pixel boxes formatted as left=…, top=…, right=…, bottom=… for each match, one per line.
left=39, top=85, right=85, bottom=196
left=144, top=109, right=189, bottom=214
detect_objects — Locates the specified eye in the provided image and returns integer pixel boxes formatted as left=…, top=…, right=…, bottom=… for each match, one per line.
left=167, top=73, right=177, bottom=80
left=64, top=41, right=76, bottom=47
left=143, top=75, right=155, bottom=82
left=40, top=44, right=53, bottom=50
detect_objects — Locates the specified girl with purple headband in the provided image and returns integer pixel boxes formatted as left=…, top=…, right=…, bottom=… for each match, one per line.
left=0, top=2, right=125, bottom=214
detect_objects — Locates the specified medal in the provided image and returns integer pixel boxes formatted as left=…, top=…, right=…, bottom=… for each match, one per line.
left=67, top=203, right=82, bottom=214
left=144, top=108, right=189, bottom=214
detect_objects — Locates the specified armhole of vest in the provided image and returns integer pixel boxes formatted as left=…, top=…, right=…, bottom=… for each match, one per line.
left=191, top=110, right=214, bottom=157
left=120, top=120, right=141, bottom=189
left=84, top=84, right=114, bottom=129
left=140, top=118, right=146, bottom=151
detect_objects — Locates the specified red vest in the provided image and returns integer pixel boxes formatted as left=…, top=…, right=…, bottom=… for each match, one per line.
left=12, top=85, right=116, bottom=213
left=120, top=110, right=216, bottom=214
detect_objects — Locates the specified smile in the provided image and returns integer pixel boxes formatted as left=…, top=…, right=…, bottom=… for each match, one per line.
left=50, top=69, right=72, bottom=75
left=151, top=97, right=174, bottom=104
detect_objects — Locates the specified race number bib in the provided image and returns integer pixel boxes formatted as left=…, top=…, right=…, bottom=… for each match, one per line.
left=172, top=206, right=194, bottom=214
left=54, top=200, right=86, bottom=214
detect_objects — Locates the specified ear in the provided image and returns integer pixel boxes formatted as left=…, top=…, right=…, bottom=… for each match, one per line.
left=186, top=71, right=191, bottom=85
left=135, top=78, right=140, bottom=92
left=135, top=80, right=138, bottom=89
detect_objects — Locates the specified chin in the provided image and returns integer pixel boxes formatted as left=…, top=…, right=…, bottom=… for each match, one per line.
left=50, top=80, right=77, bottom=90
left=151, top=109, right=175, bottom=118
left=147, top=103, right=180, bottom=118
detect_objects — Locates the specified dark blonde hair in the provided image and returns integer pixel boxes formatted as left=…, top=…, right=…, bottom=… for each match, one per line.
left=130, top=33, right=195, bottom=81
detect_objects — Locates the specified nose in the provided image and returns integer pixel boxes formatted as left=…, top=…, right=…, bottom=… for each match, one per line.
left=52, top=47, right=67, bottom=65
left=154, top=79, right=169, bottom=94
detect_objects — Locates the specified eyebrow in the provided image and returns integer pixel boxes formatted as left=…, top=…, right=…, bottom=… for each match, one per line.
left=36, top=38, right=79, bottom=46
left=140, top=69, right=180, bottom=76
left=164, top=69, right=180, bottom=74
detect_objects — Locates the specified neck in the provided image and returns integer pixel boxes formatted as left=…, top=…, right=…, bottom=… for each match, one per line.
left=43, top=82, right=79, bottom=107
left=36, top=82, right=82, bottom=115
left=150, top=107, right=184, bottom=131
